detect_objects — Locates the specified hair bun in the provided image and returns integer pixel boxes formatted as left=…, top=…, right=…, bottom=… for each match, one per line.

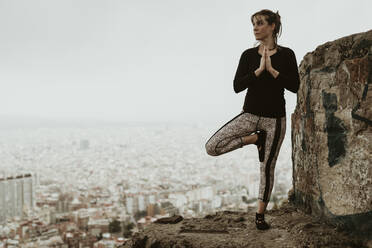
left=276, top=11, right=281, bottom=19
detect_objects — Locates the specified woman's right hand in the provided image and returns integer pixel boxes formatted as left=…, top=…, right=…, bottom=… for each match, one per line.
left=255, top=45, right=266, bottom=77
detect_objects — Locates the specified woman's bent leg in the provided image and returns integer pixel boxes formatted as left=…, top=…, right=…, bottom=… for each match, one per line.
left=205, top=112, right=258, bottom=156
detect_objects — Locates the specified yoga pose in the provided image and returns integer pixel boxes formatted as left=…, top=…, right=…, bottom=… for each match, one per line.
left=205, top=9, right=300, bottom=230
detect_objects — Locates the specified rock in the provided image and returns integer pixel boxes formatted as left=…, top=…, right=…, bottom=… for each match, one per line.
left=154, top=215, right=183, bottom=224
left=291, top=29, right=372, bottom=237
left=233, top=216, right=245, bottom=222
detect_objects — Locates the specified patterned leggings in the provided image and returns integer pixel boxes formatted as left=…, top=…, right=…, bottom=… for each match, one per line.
left=205, top=111, right=286, bottom=203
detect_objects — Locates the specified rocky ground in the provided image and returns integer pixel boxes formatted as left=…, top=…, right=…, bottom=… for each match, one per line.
left=122, top=200, right=371, bottom=248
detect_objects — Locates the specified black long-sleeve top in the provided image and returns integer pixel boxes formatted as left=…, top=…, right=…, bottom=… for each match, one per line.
left=233, top=45, right=300, bottom=118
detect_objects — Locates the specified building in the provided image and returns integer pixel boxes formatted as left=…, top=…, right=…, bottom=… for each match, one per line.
left=0, top=174, right=35, bottom=223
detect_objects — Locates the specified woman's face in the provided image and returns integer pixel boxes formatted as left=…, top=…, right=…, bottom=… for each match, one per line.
left=252, top=15, right=275, bottom=41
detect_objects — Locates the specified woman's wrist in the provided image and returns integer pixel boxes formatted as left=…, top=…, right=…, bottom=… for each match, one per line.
left=255, top=68, right=264, bottom=77
left=268, top=68, right=279, bottom=78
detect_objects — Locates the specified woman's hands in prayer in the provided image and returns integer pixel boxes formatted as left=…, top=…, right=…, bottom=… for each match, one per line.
left=258, top=45, right=279, bottom=79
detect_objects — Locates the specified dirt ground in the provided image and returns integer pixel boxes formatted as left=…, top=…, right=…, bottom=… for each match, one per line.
left=122, top=200, right=371, bottom=248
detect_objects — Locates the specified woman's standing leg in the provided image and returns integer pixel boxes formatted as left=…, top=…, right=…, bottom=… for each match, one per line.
left=255, top=116, right=286, bottom=229
left=205, top=112, right=259, bottom=156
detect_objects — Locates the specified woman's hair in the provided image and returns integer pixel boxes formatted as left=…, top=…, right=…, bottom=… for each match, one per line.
left=251, top=9, right=282, bottom=49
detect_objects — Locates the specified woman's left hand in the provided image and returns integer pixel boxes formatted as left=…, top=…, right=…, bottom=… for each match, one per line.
left=264, top=47, right=273, bottom=71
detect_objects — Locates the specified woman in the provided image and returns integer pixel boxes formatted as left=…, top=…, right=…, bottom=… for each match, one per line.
left=205, top=9, right=300, bottom=230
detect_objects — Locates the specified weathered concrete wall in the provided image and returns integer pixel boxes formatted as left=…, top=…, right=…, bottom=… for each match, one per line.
left=291, top=29, right=372, bottom=235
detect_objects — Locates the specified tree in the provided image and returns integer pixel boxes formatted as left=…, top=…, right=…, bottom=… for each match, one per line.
left=134, top=210, right=147, bottom=221
left=154, top=203, right=161, bottom=215
left=109, top=219, right=122, bottom=233
left=96, top=232, right=103, bottom=241
left=123, top=223, right=135, bottom=238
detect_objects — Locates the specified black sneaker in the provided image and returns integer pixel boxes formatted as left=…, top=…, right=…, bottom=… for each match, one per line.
left=254, top=130, right=267, bottom=162
left=255, top=212, right=270, bottom=230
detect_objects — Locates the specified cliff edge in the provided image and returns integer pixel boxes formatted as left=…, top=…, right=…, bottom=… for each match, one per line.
left=122, top=199, right=370, bottom=248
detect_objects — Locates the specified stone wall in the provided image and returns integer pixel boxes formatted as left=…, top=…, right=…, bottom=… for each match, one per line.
left=291, top=29, right=372, bottom=235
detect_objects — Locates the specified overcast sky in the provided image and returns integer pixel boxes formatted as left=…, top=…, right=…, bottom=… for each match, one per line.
left=1, top=0, right=371, bottom=124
